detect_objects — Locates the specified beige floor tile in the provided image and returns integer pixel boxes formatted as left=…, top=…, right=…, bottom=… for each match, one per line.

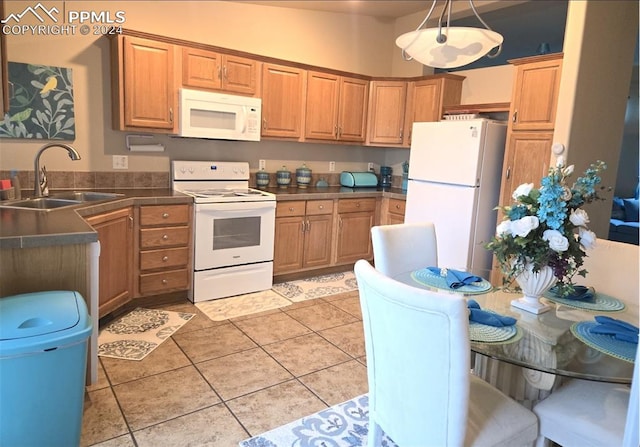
left=113, top=366, right=220, bottom=430
left=159, top=302, right=228, bottom=333
left=263, top=333, right=350, bottom=376
left=88, top=434, right=136, bottom=447
left=81, top=388, right=128, bottom=447
left=230, top=306, right=287, bottom=322
left=322, top=290, right=360, bottom=302
left=329, top=294, right=363, bottom=319
left=173, top=323, right=257, bottom=363
left=101, top=338, right=191, bottom=385
left=227, top=380, right=327, bottom=436
left=298, top=359, right=369, bottom=406
left=318, top=321, right=366, bottom=357
left=197, top=348, right=293, bottom=400
left=86, top=360, right=110, bottom=392
left=133, top=404, right=249, bottom=447
left=233, top=311, right=312, bottom=344
left=284, top=301, right=359, bottom=331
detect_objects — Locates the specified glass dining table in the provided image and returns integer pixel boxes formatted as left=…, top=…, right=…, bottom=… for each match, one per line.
left=392, top=270, right=637, bottom=385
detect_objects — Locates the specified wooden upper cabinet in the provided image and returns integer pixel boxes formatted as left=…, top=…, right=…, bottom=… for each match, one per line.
left=112, top=35, right=177, bottom=132
left=181, top=47, right=258, bottom=96
left=367, top=80, right=407, bottom=146
left=305, top=71, right=368, bottom=142
left=509, top=54, right=563, bottom=131
left=261, top=63, right=306, bottom=138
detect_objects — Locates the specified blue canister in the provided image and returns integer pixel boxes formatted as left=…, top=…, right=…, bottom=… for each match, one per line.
left=296, top=163, right=312, bottom=188
left=256, top=169, right=270, bottom=189
left=276, top=166, right=291, bottom=188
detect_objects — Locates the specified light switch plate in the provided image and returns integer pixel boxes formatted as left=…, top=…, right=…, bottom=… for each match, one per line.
left=113, top=155, right=128, bottom=169
left=259, top=159, right=266, bottom=170
left=329, top=161, right=335, bottom=172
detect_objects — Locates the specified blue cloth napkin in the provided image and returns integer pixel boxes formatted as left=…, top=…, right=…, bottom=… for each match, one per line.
left=590, top=316, right=639, bottom=344
left=549, top=285, right=595, bottom=301
left=467, top=299, right=517, bottom=327
left=426, top=267, right=482, bottom=289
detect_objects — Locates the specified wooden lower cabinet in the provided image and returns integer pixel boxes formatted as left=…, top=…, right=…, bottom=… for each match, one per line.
left=274, top=200, right=333, bottom=274
left=84, top=207, right=134, bottom=318
left=335, top=198, right=377, bottom=264
left=381, top=197, right=406, bottom=225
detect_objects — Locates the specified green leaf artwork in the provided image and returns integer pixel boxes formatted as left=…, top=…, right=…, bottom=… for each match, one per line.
left=0, top=62, right=76, bottom=140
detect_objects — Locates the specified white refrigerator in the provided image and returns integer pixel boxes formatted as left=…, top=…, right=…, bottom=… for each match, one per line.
left=405, top=119, right=507, bottom=278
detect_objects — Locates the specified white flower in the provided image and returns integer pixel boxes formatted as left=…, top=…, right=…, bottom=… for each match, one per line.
left=512, top=183, right=534, bottom=200
left=543, top=229, right=569, bottom=252
left=569, top=209, right=590, bottom=227
left=563, top=165, right=575, bottom=176
left=511, top=216, right=539, bottom=237
left=562, top=186, right=573, bottom=201
left=496, top=220, right=512, bottom=236
left=579, top=227, right=597, bottom=249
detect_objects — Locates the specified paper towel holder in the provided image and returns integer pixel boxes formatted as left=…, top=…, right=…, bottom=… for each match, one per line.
left=126, top=134, right=165, bottom=152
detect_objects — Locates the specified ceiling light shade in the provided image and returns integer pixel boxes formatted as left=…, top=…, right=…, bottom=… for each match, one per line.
left=396, top=0, right=503, bottom=69
left=396, top=27, right=503, bottom=69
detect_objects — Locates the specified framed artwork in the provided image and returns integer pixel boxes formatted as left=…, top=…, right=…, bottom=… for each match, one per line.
left=0, top=62, right=76, bottom=139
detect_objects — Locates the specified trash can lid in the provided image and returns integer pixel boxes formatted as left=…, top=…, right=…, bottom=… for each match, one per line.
left=0, top=291, right=82, bottom=341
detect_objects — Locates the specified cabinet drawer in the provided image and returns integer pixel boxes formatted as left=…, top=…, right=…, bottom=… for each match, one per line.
left=140, top=226, right=190, bottom=249
left=387, top=198, right=406, bottom=216
left=140, top=247, right=190, bottom=271
left=305, top=200, right=333, bottom=216
left=139, top=269, right=189, bottom=295
left=337, top=198, right=376, bottom=213
left=140, top=204, right=190, bottom=226
left=276, top=201, right=306, bottom=217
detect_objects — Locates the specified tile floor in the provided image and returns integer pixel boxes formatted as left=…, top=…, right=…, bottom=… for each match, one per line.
left=81, top=290, right=368, bottom=446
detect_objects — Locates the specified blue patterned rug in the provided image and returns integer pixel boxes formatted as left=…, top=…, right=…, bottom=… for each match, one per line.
left=239, top=394, right=397, bottom=447
left=272, top=271, right=358, bottom=302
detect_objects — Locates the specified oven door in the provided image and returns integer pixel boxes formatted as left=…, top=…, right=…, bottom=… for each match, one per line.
left=194, top=201, right=275, bottom=270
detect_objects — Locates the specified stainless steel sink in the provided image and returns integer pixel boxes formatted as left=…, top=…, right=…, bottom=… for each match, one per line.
left=50, top=191, right=124, bottom=202
left=0, top=197, right=82, bottom=210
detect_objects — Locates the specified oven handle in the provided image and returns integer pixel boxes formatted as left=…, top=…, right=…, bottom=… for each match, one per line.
left=195, top=201, right=276, bottom=213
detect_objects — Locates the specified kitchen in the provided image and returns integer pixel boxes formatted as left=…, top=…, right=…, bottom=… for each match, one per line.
left=0, top=1, right=637, bottom=445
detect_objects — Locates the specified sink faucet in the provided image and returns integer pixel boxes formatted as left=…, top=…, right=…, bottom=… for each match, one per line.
left=33, top=143, right=81, bottom=197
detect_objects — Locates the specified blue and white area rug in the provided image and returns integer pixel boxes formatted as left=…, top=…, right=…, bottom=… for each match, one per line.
left=239, top=394, right=397, bottom=447
left=98, top=308, right=194, bottom=361
left=273, top=271, right=358, bottom=302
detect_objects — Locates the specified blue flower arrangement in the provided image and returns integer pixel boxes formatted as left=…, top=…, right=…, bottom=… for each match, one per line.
left=487, top=161, right=607, bottom=297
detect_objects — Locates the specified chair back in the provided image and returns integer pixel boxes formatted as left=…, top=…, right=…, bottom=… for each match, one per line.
left=370, top=222, right=438, bottom=278
left=354, top=259, right=470, bottom=446
left=581, top=238, right=639, bottom=314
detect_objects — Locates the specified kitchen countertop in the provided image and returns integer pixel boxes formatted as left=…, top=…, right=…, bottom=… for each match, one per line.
left=0, top=186, right=406, bottom=249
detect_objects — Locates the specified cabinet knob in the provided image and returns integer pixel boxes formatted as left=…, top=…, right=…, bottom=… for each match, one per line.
left=395, top=204, right=400, bottom=209
left=319, top=205, right=324, bottom=209
left=289, top=207, right=294, bottom=212
left=162, top=234, right=169, bottom=240
left=161, top=279, right=168, bottom=285
left=162, top=213, right=169, bottom=218
left=162, top=256, right=169, bottom=262
left=356, top=203, right=360, bottom=207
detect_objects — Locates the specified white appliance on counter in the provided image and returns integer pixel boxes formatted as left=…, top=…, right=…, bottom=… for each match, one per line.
left=405, top=119, right=507, bottom=278
left=172, top=161, right=276, bottom=302
left=178, top=89, right=261, bottom=141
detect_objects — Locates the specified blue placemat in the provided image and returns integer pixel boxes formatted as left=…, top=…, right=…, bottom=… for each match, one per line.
left=571, top=321, right=637, bottom=363
left=411, top=268, right=492, bottom=295
left=543, top=290, right=625, bottom=312
left=469, top=322, right=521, bottom=344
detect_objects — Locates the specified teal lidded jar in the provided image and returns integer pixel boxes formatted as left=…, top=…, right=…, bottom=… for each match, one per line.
left=276, top=165, right=291, bottom=188
left=296, top=163, right=312, bottom=188
left=256, top=168, right=270, bottom=189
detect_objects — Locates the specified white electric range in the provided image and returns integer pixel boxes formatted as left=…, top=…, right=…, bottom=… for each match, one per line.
left=172, top=160, right=276, bottom=302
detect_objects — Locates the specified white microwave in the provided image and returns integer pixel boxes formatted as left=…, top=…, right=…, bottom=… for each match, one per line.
left=178, top=89, right=261, bottom=141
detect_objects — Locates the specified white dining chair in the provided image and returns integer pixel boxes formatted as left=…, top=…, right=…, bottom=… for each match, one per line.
left=354, top=259, right=538, bottom=447
left=370, top=222, right=438, bottom=278
left=532, top=347, right=639, bottom=447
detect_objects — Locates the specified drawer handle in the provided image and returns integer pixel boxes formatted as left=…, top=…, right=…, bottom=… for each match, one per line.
left=356, top=203, right=360, bottom=207
left=162, top=213, right=169, bottom=218
left=162, top=234, right=169, bottom=240
left=162, top=256, right=169, bottom=262
left=289, top=207, right=294, bottom=212
left=161, top=279, right=168, bottom=285
left=319, top=205, right=324, bottom=209
left=395, top=204, right=400, bottom=209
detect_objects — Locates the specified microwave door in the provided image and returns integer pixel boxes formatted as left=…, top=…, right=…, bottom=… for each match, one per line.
left=181, top=99, right=240, bottom=139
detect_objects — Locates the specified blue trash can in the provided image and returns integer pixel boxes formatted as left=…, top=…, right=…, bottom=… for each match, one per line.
left=0, top=290, right=93, bottom=447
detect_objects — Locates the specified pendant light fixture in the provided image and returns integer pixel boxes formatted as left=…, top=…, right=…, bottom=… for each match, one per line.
left=396, top=0, right=503, bottom=69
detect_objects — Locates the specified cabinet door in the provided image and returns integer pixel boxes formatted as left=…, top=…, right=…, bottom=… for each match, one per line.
left=510, top=56, right=562, bottom=131
left=273, top=216, right=305, bottom=273
left=305, top=71, right=340, bottom=140
left=182, top=47, right=222, bottom=90
left=85, top=207, right=133, bottom=318
left=367, top=80, right=407, bottom=145
left=222, top=54, right=258, bottom=95
left=261, top=63, right=305, bottom=138
left=123, top=36, right=176, bottom=130
left=338, top=77, right=369, bottom=142
left=303, top=214, right=333, bottom=268
left=336, top=211, right=375, bottom=264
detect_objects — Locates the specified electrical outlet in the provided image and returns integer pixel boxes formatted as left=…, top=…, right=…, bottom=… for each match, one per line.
left=368, top=162, right=374, bottom=171
left=112, top=155, right=128, bottom=170
left=259, top=159, right=266, bottom=170
left=329, top=161, right=336, bottom=172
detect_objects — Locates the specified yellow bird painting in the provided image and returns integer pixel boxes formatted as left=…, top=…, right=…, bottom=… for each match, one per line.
left=40, top=76, right=57, bottom=95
